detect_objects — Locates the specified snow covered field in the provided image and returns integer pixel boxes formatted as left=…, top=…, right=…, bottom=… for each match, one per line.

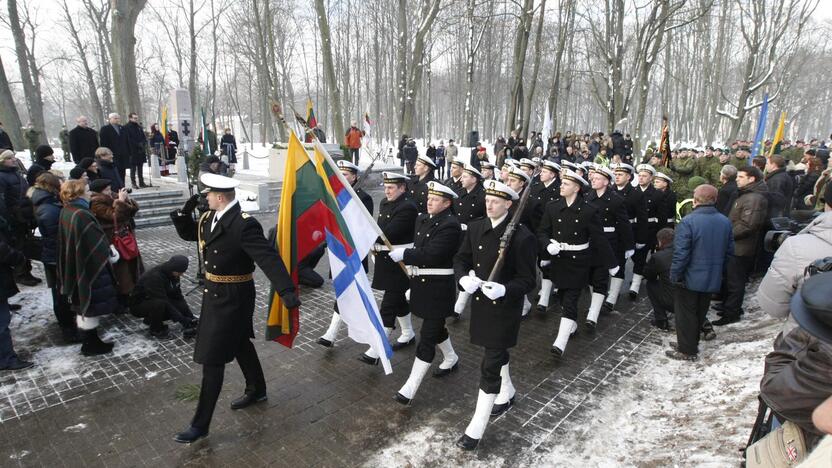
left=369, top=283, right=782, bottom=467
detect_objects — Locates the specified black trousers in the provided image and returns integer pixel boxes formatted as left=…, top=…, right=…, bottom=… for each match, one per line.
left=44, top=264, right=74, bottom=329
left=415, top=317, right=448, bottom=363
left=480, top=348, right=509, bottom=394
left=646, top=280, right=673, bottom=323
left=557, top=288, right=582, bottom=321
left=130, top=162, right=145, bottom=186
left=589, top=266, right=610, bottom=295
left=116, top=163, right=127, bottom=186
left=674, top=287, right=711, bottom=356
left=379, top=290, right=409, bottom=328
left=631, top=247, right=649, bottom=276
left=723, top=255, right=754, bottom=317
left=132, top=299, right=193, bottom=331
left=349, top=148, right=359, bottom=165
left=191, top=339, right=265, bottom=431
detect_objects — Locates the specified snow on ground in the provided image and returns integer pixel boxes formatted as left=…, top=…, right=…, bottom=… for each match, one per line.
left=0, top=271, right=162, bottom=400
left=368, top=284, right=783, bottom=467
left=533, top=287, right=780, bottom=467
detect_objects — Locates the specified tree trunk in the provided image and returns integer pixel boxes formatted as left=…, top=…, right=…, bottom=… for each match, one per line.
left=520, top=0, right=547, bottom=138
left=0, top=56, right=24, bottom=149
left=546, top=0, right=574, bottom=133
left=111, top=0, right=146, bottom=117
left=399, top=0, right=442, bottom=137
left=7, top=0, right=46, bottom=142
left=315, top=0, right=345, bottom=143
left=505, top=0, right=534, bottom=135
left=61, top=0, right=104, bottom=123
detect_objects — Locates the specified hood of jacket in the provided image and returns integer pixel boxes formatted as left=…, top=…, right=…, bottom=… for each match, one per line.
left=800, top=211, right=832, bottom=248
left=30, top=187, right=60, bottom=207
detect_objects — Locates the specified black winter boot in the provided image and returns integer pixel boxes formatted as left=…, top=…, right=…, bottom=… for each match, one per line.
left=81, top=328, right=114, bottom=356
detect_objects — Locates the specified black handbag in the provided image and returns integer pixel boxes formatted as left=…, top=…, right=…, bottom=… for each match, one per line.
left=23, top=232, right=42, bottom=262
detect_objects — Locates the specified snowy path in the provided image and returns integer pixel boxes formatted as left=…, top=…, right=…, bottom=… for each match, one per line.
left=368, top=282, right=782, bottom=467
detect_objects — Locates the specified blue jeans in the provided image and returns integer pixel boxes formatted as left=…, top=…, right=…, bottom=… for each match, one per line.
left=0, top=297, right=16, bottom=367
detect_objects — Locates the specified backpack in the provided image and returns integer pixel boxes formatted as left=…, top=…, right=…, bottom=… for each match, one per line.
left=745, top=417, right=807, bottom=467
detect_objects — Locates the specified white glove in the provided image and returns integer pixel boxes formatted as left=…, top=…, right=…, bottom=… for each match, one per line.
left=459, top=270, right=483, bottom=294
left=609, top=266, right=620, bottom=276
left=404, top=289, right=411, bottom=301
left=109, top=245, right=120, bottom=264
left=635, top=243, right=646, bottom=250
left=624, top=249, right=634, bottom=259
left=460, top=223, right=468, bottom=231
left=540, top=260, right=551, bottom=267
left=481, top=281, right=506, bottom=300
left=388, top=247, right=405, bottom=263
left=546, top=239, right=561, bottom=256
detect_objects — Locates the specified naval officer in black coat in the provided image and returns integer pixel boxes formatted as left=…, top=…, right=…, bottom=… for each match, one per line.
left=390, top=181, right=463, bottom=405
left=170, top=173, right=300, bottom=443
left=453, top=179, right=537, bottom=450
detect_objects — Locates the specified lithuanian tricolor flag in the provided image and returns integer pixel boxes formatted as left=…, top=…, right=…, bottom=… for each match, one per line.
left=266, top=131, right=353, bottom=347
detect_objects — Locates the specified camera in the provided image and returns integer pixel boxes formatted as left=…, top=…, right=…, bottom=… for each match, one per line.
left=126, top=188, right=132, bottom=194
left=764, top=212, right=817, bottom=252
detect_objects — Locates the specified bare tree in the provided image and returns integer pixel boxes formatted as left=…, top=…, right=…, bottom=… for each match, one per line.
left=7, top=0, right=46, bottom=141
left=314, top=0, right=345, bottom=141
left=60, top=0, right=104, bottom=123
left=398, top=0, right=442, bottom=137
left=111, top=0, right=147, bottom=116
left=505, top=0, right=534, bottom=134
left=0, top=56, right=24, bottom=148
left=716, top=0, right=817, bottom=144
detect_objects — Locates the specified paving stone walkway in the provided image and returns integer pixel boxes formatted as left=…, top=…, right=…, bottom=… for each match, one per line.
left=0, top=189, right=663, bottom=467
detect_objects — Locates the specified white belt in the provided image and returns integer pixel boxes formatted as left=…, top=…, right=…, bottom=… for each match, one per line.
left=408, top=266, right=454, bottom=276
left=603, top=227, right=615, bottom=233
left=553, top=241, right=590, bottom=252
left=374, top=242, right=414, bottom=251
left=629, top=218, right=636, bottom=223
left=461, top=223, right=468, bottom=231
left=647, top=217, right=659, bottom=223
left=667, top=218, right=675, bottom=223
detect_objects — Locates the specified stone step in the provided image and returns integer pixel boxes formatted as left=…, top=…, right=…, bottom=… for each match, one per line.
left=134, top=215, right=174, bottom=229
left=134, top=196, right=188, bottom=211
left=129, top=188, right=185, bottom=200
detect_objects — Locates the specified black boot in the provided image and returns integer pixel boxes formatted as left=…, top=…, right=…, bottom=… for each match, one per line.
left=61, top=326, right=82, bottom=344
left=81, top=328, right=114, bottom=356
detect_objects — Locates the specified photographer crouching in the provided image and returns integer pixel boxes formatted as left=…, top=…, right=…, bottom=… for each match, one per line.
left=129, top=255, right=198, bottom=339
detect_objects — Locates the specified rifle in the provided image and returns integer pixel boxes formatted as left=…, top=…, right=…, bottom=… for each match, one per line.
left=486, top=182, right=532, bottom=282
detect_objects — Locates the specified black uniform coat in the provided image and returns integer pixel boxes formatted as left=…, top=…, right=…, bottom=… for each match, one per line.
left=508, top=192, right=543, bottom=233
left=635, top=184, right=661, bottom=247
left=614, top=182, right=643, bottom=224
left=171, top=202, right=294, bottom=365
left=454, top=184, right=486, bottom=226
left=125, top=121, right=147, bottom=165
left=371, top=194, right=418, bottom=291
left=454, top=216, right=536, bottom=348
left=99, top=124, right=130, bottom=169
left=408, top=173, right=436, bottom=214
left=532, top=179, right=561, bottom=210
left=68, top=126, right=99, bottom=163
left=655, top=188, right=677, bottom=230
left=585, top=188, right=635, bottom=258
left=403, top=208, right=462, bottom=320
left=443, top=176, right=463, bottom=194
left=537, top=196, right=617, bottom=289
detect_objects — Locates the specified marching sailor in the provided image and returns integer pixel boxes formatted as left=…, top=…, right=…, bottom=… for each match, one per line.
left=443, top=159, right=465, bottom=193
left=453, top=179, right=536, bottom=450
left=390, top=182, right=463, bottom=405
left=653, top=171, right=677, bottom=229
left=317, top=160, right=374, bottom=347
left=533, top=160, right=562, bottom=313
left=360, top=172, right=419, bottom=365
left=628, top=164, right=662, bottom=300
left=584, top=165, right=633, bottom=328
left=604, top=163, right=642, bottom=312
left=169, top=173, right=300, bottom=443
left=537, top=169, right=616, bottom=357
left=454, top=164, right=486, bottom=228
left=409, top=154, right=437, bottom=214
